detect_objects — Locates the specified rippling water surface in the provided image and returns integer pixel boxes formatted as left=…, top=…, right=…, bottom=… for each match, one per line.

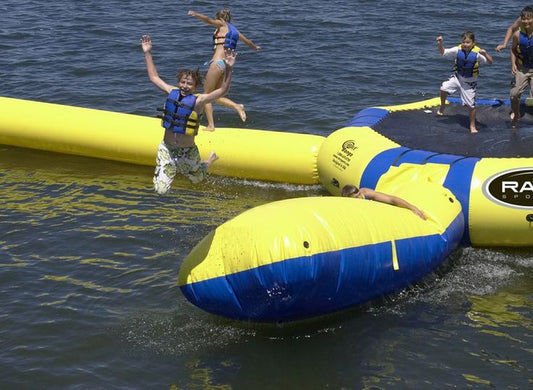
left=1, top=0, right=531, bottom=389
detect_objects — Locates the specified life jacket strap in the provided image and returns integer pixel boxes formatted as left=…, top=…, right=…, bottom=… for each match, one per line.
left=164, top=98, right=194, bottom=111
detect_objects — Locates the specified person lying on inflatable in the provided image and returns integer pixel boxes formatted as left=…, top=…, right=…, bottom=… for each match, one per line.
left=341, top=184, right=426, bottom=219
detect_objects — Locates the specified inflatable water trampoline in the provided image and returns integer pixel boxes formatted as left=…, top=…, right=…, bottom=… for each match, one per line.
left=1, top=95, right=531, bottom=322
left=323, top=97, right=533, bottom=247
left=363, top=97, right=533, bottom=158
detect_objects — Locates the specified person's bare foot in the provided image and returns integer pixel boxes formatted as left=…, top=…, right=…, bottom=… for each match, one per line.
left=436, top=109, right=444, bottom=116
left=204, top=151, right=219, bottom=166
left=237, top=104, right=246, bottom=122
left=205, top=125, right=215, bottom=132
left=470, top=128, right=478, bottom=134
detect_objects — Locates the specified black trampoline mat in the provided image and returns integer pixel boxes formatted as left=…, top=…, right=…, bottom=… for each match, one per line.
left=374, top=103, right=533, bottom=158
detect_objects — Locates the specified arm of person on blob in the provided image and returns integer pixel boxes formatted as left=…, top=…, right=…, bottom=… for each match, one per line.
left=361, top=188, right=427, bottom=220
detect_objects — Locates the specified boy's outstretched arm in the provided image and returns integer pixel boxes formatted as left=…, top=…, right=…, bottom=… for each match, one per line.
left=188, top=10, right=224, bottom=27
left=141, top=35, right=172, bottom=93
left=195, top=50, right=237, bottom=112
left=436, top=36, right=445, bottom=55
left=479, top=48, right=493, bottom=65
left=496, top=17, right=521, bottom=52
left=510, top=32, right=519, bottom=74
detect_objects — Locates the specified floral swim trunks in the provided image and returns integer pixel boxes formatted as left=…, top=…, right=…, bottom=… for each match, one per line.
left=153, top=142, right=208, bottom=194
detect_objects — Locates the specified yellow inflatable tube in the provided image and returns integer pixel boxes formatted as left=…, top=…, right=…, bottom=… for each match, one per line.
left=0, top=97, right=323, bottom=184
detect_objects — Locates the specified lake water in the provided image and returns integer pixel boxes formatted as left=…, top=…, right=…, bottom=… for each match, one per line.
left=1, top=0, right=531, bottom=389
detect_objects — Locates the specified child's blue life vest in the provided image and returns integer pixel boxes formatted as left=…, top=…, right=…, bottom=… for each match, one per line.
left=517, top=28, right=533, bottom=69
left=159, top=89, right=199, bottom=136
left=213, top=23, right=239, bottom=50
left=454, top=45, right=480, bottom=78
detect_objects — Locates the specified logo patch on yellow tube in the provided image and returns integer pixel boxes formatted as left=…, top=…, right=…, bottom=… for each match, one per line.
left=482, top=168, right=533, bottom=209
left=332, top=139, right=357, bottom=171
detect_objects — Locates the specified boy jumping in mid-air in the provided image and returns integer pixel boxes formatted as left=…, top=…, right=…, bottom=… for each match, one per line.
left=141, top=34, right=236, bottom=195
left=436, top=31, right=493, bottom=133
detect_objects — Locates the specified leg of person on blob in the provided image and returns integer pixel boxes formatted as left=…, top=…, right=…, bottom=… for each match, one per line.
left=203, top=59, right=246, bottom=131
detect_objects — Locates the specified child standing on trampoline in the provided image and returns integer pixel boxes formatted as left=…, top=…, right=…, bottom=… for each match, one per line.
left=436, top=31, right=493, bottom=133
left=188, top=9, right=261, bottom=131
left=496, top=5, right=533, bottom=52
left=510, top=7, right=533, bottom=129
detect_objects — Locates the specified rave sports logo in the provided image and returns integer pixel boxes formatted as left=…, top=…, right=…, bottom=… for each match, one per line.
left=482, top=168, right=533, bottom=209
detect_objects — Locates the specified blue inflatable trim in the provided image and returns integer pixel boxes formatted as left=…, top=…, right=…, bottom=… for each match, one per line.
left=442, top=156, right=480, bottom=245
left=180, top=212, right=464, bottom=322
left=347, top=107, right=389, bottom=127
left=359, top=147, right=409, bottom=189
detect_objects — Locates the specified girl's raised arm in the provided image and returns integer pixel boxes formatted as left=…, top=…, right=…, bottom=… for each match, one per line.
left=188, top=10, right=224, bottom=28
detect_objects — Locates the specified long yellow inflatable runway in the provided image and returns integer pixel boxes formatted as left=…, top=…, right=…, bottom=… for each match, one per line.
left=0, top=96, right=323, bottom=185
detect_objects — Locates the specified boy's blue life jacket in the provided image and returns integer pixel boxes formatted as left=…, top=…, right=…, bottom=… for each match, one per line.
left=517, top=28, right=533, bottom=69
left=213, top=23, right=239, bottom=50
left=159, top=89, right=199, bottom=136
left=454, top=45, right=480, bottom=78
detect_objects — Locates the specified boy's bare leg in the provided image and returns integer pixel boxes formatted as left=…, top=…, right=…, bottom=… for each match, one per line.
left=437, top=90, right=448, bottom=116
left=468, top=107, right=478, bottom=133
left=510, top=97, right=520, bottom=129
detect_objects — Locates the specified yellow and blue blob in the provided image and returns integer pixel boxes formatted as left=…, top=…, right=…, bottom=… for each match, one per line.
left=178, top=173, right=464, bottom=322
